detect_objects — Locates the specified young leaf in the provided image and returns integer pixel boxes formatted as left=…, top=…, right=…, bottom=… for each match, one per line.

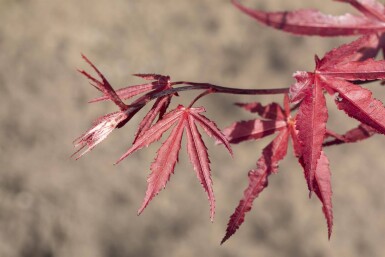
left=89, top=82, right=160, bottom=103
left=90, top=74, right=171, bottom=103
left=78, top=54, right=128, bottom=111
left=133, top=96, right=172, bottom=143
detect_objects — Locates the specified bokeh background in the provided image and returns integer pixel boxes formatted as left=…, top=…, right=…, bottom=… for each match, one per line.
left=1, top=0, right=385, bottom=256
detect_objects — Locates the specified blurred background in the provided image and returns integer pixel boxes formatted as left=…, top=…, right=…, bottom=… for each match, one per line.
left=1, top=0, right=385, bottom=256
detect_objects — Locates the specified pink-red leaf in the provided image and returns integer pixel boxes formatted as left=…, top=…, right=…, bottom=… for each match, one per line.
left=89, top=82, right=159, bottom=103
left=133, top=96, right=172, bottom=143
left=190, top=110, right=233, bottom=155
left=312, top=151, right=333, bottom=239
left=138, top=115, right=186, bottom=215
left=290, top=71, right=314, bottom=103
left=72, top=111, right=129, bottom=159
left=232, top=0, right=385, bottom=36
left=79, top=54, right=127, bottom=111
left=337, top=0, right=385, bottom=22
left=326, top=78, right=385, bottom=134
left=221, top=129, right=289, bottom=244
left=296, top=80, right=328, bottom=192
left=186, top=115, right=215, bottom=221
left=319, top=58, right=385, bottom=81
left=116, top=108, right=183, bottom=164
left=317, top=34, right=382, bottom=69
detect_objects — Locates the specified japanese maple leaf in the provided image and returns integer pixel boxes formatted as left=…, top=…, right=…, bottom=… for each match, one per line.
left=290, top=34, right=385, bottom=192
left=74, top=55, right=181, bottom=159
left=116, top=105, right=232, bottom=221
left=89, top=73, right=172, bottom=103
left=323, top=123, right=376, bottom=146
left=88, top=71, right=177, bottom=141
left=73, top=55, right=142, bottom=158
left=232, top=0, right=385, bottom=59
left=221, top=96, right=333, bottom=243
left=232, top=0, right=385, bottom=36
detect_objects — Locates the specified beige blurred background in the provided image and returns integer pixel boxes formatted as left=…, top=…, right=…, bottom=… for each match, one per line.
left=1, top=0, right=385, bottom=256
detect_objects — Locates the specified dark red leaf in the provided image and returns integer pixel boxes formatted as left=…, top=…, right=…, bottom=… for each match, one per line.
left=221, top=129, right=289, bottom=244
left=222, top=119, right=287, bottom=144
left=323, top=123, right=376, bottom=146
left=235, top=102, right=286, bottom=120
left=133, top=73, right=170, bottom=81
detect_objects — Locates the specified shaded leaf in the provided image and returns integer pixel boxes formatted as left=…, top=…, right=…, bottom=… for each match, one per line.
left=323, top=123, right=376, bottom=146
left=235, top=102, right=286, bottom=120
left=133, top=96, right=172, bottom=142
left=223, top=119, right=287, bottom=144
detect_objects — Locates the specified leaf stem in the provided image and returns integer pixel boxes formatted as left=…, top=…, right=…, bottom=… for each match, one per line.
left=188, top=89, right=214, bottom=108
left=127, top=81, right=289, bottom=112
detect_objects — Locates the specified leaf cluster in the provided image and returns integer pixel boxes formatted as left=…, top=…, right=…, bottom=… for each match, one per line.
left=73, top=0, right=385, bottom=243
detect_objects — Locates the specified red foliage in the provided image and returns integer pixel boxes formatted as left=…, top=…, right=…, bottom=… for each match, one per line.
left=73, top=0, right=385, bottom=244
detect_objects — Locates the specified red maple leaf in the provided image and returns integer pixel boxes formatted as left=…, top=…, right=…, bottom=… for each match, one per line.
left=221, top=95, right=334, bottom=243
left=232, top=0, right=385, bottom=58
left=290, top=34, right=385, bottom=191
left=89, top=73, right=172, bottom=103
left=232, top=0, right=385, bottom=36
left=323, top=123, right=376, bottom=146
left=116, top=105, right=232, bottom=221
